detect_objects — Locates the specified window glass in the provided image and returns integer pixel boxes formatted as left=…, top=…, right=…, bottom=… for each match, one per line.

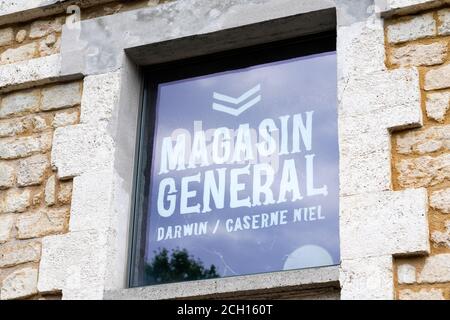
left=131, top=42, right=339, bottom=287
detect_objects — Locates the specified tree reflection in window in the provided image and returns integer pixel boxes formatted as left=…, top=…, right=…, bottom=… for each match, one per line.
left=144, top=248, right=220, bottom=285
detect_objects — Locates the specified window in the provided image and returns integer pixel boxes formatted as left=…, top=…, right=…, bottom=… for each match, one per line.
left=129, top=32, right=339, bottom=288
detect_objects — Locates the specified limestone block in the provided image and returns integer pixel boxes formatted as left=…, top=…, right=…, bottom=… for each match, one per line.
left=397, top=264, right=416, bottom=284
left=44, top=175, right=56, bottom=206
left=425, top=64, right=450, bottom=91
left=438, top=8, right=450, bottom=35
left=0, top=89, right=39, bottom=118
left=16, top=207, right=69, bottom=239
left=417, top=254, right=450, bottom=283
left=29, top=18, right=63, bottom=39
left=41, top=82, right=81, bottom=111
left=0, top=43, right=37, bottom=65
left=390, top=41, right=448, bottom=67
left=0, top=132, right=52, bottom=159
left=52, top=110, right=78, bottom=128
left=80, top=72, right=120, bottom=123
left=340, top=256, right=394, bottom=300
left=387, top=13, right=436, bottom=43
left=0, top=162, right=15, bottom=189
left=430, top=188, right=450, bottom=213
left=426, top=91, right=450, bottom=123
left=0, top=267, right=38, bottom=300
left=396, top=126, right=450, bottom=155
left=51, top=123, right=114, bottom=179
left=399, top=288, right=444, bottom=300
left=0, top=241, right=40, bottom=268
left=396, top=154, right=450, bottom=188
left=17, top=154, right=49, bottom=186
left=340, top=189, right=429, bottom=260
left=0, top=28, right=14, bottom=47
left=0, top=117, right=32, bottom=137
left=0, top=214, right=14, bottom=244
left=38, top=230, right=109, bottom=299
left=0, top=188, right=31, bottom=214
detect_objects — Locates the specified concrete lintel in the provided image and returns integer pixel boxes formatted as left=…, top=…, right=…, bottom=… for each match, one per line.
left=104, top=266, right=340, bottom=300
left=60, top=0, right=336, bottom=76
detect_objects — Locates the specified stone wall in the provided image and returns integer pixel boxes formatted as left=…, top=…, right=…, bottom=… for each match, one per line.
left=385, top=7, right=450, bottom=300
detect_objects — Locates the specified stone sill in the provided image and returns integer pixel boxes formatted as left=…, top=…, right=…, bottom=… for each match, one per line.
left=104, top=265, right=340, bottom=300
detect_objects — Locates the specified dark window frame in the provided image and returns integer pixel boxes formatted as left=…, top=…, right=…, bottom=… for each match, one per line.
left=128, top=31, right=337, bottom=288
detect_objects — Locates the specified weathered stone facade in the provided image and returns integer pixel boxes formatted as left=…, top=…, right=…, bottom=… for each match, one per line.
left=385, top=8, right=450, bottom=300
left=0, top=0, right=448, bottom=300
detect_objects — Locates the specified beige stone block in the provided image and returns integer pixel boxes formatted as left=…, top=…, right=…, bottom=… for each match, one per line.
left=390, top=42, right=447, bottom=67
left=0, top=188, right=31, bottom=214
left=0, top=89, right=39, bottom=118
left=0, top=241, right=40, bottom=268
left=17, top=154, right=49, bottom=187
left=430, top=188, right=450, bottom=213
left=0, top=117, right=32, bottom=138
left=29, top=19, right=63, bottom=39
left=426, top=91, right=450, bottom=123
left=387, top=13, right=436, bottom=44
left=396, top=126, right=450, bottom=155
left=57, top=180, right=72, bottom=205
left=41, top=82, right=81, bottom=111
left=44, top=175, right=56, bottom=206
left=0, top=28, right=14, bottom=47
left=396, top=154, right=450, bottom=188
left=16, top=207, right=69, bottom=239
left=425, top=64, right=450, bottom=91
left=0, top=267, right=38, bottom=300
left=0, top=132, right=52, bottom=159
left=0, top=214, right=14, bottom=244
left=399, top=289, right=444, bottom=300
left=417, top=254, right=450, bottom=283
left=52, top=110, right=78, bottom=128
left=0, top=43, right=37, bottom=65
left=0, top=162, right=15, bottom=189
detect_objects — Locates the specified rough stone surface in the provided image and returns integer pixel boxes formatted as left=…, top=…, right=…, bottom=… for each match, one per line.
left=80, top=73, right=120, bottom=123
left=57, top=181, right=72, bottom=205
left=396, top=126, right=450, bottom=155
left=399, top=288, right=445, bottom=300
left=397, top=264, right=416, bottom=284
left=340, top=256, right=394, bottom=300
left=38, top=230, right=108, bottom=299
left=438, top=8, right=450, bottom=35
left=44, top=175, right=56, bottom=206
left=396, top=154, right=450, bottom=188
left=70, top=171, right=113, bottom=232
left=0, top=54, right=62, bottom=93
left=17, top=154, right=49, bottom=187
left=432, top=223, right=450, bottom=248
left=0, top=267, right=38, bottom=300
left=16, top=207, right=69, bottom=239
left=417, top=254, right=450, bottom=283
left=51, top=123, right=114, bottom=179
left=430, top=188, right=450, bottom=213
left=340, top=189, right=429, bottom=260
left=0, top=214, right=14, bottom=244
left=0, top=162, right=15, bottom=189
left=0, top=117, right=32, bottom=137
left=425, top=64, right=450, bottom=91
left=387, top=13, right=436, bottom=43
left=41, top=82, right=81, bottom=111
left=0, top=241, right=40, bottom=268
left=0, top=132, right=52, bottom=160
left=0, top=28, right=13, bottom=47
left=0, top=89, right=40, bottom=118
left=15, top=30, right=27, bottom=43
left=0, top=43, right=37, bottom=65
left=0, top=188, right=31, bottom=214
left=426, top=91, right=450, bottom=122
left=52, top=110, right=78, bottom=128
left=390, top=41, right=448, bottom=67
left=29, top=18, right=63, bottom=39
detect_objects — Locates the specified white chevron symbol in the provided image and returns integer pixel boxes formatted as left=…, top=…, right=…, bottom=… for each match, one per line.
left=212, top=84, right=261, bottom=116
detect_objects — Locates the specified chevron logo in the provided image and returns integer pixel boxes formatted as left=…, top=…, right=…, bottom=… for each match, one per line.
left=212, top=84, right=262, bottom=116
